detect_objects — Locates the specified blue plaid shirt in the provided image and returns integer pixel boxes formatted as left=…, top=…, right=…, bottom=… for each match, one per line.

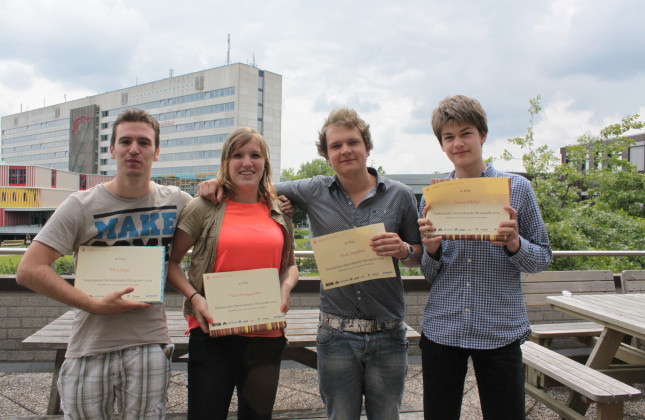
left=419, top=165, right=552, bottom=349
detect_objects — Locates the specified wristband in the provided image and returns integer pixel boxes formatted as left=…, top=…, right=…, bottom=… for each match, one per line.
left=189, top=291, right=200, bottom=302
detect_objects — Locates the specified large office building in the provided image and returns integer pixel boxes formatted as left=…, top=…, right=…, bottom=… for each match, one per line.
left=1, top=63, right=283, bottom=191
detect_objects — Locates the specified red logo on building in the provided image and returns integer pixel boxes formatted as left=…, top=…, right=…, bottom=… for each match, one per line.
left=72, top=116, right=92, bottom=134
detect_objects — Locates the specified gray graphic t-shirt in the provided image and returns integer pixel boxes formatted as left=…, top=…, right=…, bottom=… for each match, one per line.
left=35, top=182, right=191, bottom=357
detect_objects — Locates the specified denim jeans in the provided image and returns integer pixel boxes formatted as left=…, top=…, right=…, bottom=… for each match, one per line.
left=419, top=334, right=525, bottom=420
left=187, top=329, right=286, bottom=420
left=316, top=323, right=408, bottom=420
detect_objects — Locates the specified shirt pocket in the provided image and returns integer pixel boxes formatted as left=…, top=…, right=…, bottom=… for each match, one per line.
left=368, top=207, right=397, bottom=227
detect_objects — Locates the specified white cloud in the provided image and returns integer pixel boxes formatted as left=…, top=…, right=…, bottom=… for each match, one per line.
left=1, top=0, right=644, bottom=176
left=0, top=61, right=95, bottom=117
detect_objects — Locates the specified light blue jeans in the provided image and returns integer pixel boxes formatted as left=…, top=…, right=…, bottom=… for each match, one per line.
left=316, top=323, right=408, bottom=420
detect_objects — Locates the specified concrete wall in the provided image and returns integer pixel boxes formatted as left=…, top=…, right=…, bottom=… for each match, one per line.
left=0, top=276, right=590, bottom=363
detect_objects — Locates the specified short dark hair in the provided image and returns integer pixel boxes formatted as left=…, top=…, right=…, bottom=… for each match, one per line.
left=431, top=95, right=488, bottom=145
left=316, top=108, right=373, bottom=158
left=111, top=108, right=160, bottom=149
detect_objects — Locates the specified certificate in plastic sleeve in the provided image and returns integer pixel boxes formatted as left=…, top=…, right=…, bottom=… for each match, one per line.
left=203, top=268, right=286, bottom=337
left=422, top=177, right=510, bottom=241
left=311, top=223, right=396, bottom=290
left=74, top=245, right=166, bottom=303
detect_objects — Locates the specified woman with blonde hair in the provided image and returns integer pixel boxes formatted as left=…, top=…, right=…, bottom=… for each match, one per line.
left=167, top=127, right=298, bottom=419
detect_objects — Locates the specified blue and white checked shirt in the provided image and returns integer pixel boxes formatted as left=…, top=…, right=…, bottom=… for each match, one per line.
left=420, top=165, right=552, bottom=349
left=276, top=168, right=421, bottom=323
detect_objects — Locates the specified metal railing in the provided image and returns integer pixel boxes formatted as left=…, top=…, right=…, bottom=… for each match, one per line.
left=2, top=248, right=645, bottom=258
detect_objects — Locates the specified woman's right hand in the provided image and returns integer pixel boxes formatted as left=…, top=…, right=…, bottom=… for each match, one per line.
left=191, top=294, right=213, bottom=334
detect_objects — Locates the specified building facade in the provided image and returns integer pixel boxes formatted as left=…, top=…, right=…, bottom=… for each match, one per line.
left=560, top=132, right=645, bottom=172
left=1, top=64, right=283, bottom=187
left=0, top=165, right=111, bottom=241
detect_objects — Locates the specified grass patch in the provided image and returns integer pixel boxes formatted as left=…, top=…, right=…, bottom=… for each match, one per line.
left=0, top=255, right=22, bottom=274
left=0, top=254, right=75, bottom=275
left=294, top=228, right=311, bottom=250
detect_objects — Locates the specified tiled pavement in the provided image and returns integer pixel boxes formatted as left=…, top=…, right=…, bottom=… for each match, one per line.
left=1, top=359, right=643, bottom=419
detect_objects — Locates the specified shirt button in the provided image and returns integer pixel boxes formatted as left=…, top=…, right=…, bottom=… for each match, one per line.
left=467, top=258, right=472, bottom=263
left=465, top=308, right=469, bottom=312
left=357, top=296, right=362, bottom=301
left=357, top=290, right=361, bottom=294
left=466, top=282, right=471, bottom=287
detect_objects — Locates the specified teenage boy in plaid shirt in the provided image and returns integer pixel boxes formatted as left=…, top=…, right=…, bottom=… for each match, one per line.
left=417, top=95, right=552, bottom=419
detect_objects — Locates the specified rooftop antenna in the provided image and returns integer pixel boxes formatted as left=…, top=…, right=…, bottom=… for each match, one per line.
left=226, top=34, right=231, bottom=65
left=169, top=68, right=174, bottom=78
left=252, top=53, right=256, bottom=67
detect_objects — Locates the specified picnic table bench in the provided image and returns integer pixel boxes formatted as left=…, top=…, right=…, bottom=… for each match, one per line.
left=22, top=308, right=420, bottom=415
left=522, top=341, right=642, bottom=420
left=0, top=239, right=25, bottom=247
left=525, top=271, right=645, bottom=365
left=522, top=270, right=616, bottom=347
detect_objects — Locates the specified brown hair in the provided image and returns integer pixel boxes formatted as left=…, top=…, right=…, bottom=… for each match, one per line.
left=111, top=108, right=160, bottom=149
left=431, top=95, right=488, bottom=145
left=216, top=127, right=276, bottom=203
left=316, top=108, right=373, bottom=157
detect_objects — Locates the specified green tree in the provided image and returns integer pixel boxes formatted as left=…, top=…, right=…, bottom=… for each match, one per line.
left=501, top=97, right=645, bottom=271
left=282, top=158, right=335, bottom=180
left=280, top=158, right=335, bottom=227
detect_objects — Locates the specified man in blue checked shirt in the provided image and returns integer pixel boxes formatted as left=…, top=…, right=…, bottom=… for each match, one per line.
left=417, top=95, right=552, bottom=419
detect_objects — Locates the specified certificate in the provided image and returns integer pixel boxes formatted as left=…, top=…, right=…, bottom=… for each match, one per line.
left=422, top=177, right=510, bottom=241
left=203, top=268, right=286, bottom=337
left=310, top=223, right=396, bottom=290
left=74, top=246, right=165, bottom=302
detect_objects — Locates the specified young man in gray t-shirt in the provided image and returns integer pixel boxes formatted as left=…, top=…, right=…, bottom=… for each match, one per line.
left=17, top=109, right=191, bottom=419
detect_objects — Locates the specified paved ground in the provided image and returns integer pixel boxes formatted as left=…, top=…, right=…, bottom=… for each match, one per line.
left=0, top=358, right=643, bottom=419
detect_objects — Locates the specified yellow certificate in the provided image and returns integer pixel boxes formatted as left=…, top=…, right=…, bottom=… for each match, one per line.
left=203, top=268, right=286, bottom=337
left=74, top=246, right=165, bottom=302
left=422, top=177, right=510, bottom=241
left=311, top=223, right=396, bottom=290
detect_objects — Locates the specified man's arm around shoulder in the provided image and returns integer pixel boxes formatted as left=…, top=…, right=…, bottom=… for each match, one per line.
left=17, top=241, right=149, bottom=314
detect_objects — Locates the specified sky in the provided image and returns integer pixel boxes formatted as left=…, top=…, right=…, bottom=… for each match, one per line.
left=1, top=0, right=644, bottom=175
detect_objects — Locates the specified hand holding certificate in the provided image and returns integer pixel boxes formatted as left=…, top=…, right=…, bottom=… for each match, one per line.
left=203, top=268, right=286, bottom=337
left=74, top=246, right=166, bottom=302
left=422, top=177, right=510, bottom=241
left=310, top=223, right=396, bottom=289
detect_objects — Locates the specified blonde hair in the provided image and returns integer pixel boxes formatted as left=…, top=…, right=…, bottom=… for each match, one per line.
left=216, top=127, right=276, bottom=203
left=316, top=107, right=373, bottom=158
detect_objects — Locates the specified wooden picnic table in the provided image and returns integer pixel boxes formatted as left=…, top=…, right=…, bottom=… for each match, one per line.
left=547, top=294, right=645, bottom=416
left=22, top=308, right=420, bottom=415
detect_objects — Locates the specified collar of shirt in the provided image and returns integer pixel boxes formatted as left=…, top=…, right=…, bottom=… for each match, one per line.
left=448, top=164, right=494, bottom=179
left=326, top=167, right=387, bottom=194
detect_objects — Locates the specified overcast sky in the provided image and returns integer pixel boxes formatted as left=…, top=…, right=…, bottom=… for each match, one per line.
left=1, top=0, right=644, bottom=174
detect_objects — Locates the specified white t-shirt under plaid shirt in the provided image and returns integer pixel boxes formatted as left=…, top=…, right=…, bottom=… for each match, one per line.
left=419, top=165, right=552, bottom=349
